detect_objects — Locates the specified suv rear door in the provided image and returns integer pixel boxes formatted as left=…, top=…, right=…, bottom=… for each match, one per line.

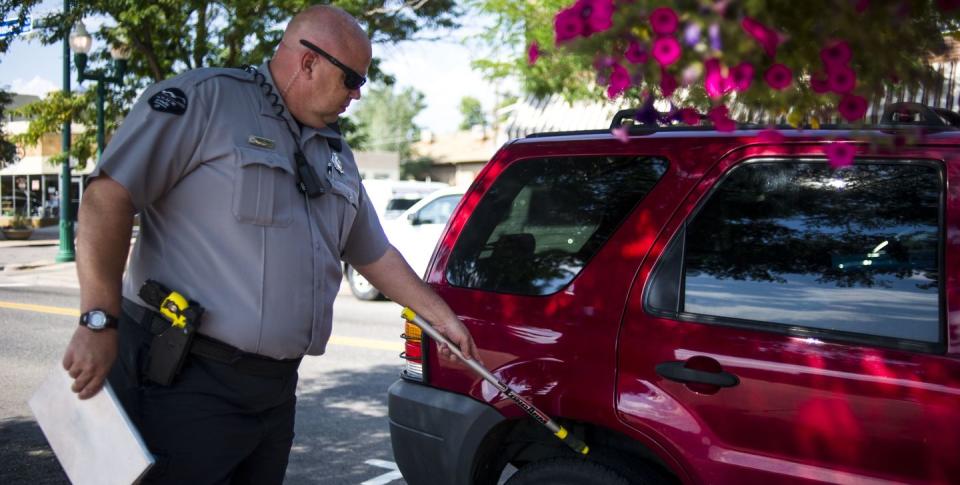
left=619, top=143, right=960, bottom=484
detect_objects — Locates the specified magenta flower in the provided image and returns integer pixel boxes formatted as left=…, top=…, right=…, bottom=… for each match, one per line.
left=527, top=42, right=539, bottom=66
left=758, top=128, right=785, bottom=143
left=838, top=94, right=868, bottom=121
left=607, top=62, right=630, bottom=99
left=660, top=69, right=678, bottom=97
left=625, top=40, right=648, bottom=64
left=731, top=62, right=755, bottom=92
left=704, top=58, right=731, bottom=98
left=676, top=107, right=701, bottom=125
left=708, top=105, right=736, bottom=132
left=650, top=7, right=679, bottom=35
left=764, top=63, right=793, bottom=90
left=938, top=0, right=960, bottom=12
left=741, top=16, right=780, bottom=57
left=611, top=126, right=630, bottom=143
left=554, top=8, right=584, bottom=43
left=652, top=37, right=682, bottom=66
left=820, top=41, right=852, bottom=68
left=587, top=0, right=615, bottom=34
left=828, top=66, right=856, bottom=93
left=855, top=0, right=870, bottom=13
left=810, top=72, right=831, bottom=94
left=825, top=143, right=855, bottom=168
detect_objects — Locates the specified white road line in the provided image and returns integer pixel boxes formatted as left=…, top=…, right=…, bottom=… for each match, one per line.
left=360, top=459, right=403, bottom=485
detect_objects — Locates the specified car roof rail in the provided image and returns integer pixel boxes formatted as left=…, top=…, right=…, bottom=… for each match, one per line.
left=879, top=102, right=960, bottom=129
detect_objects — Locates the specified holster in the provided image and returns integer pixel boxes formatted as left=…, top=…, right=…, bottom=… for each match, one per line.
left=136, top=280, right=205, bottom=386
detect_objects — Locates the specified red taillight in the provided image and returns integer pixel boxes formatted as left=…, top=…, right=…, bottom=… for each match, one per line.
left=401, top=321, right=425, bottom=381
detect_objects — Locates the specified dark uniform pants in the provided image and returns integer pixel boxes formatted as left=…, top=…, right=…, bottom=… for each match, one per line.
left=108, top=310, right=299, bottom=485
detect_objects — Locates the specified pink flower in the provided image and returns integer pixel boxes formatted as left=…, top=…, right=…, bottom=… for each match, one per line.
left=527, top=42, right=539, bottom=65
left=764, top=63, right=793, bottom=90
left=810, top=72, right=831, bottom=94
left=652, top=37, right=682, bottom=66
left=586, top=0, right=615, bottom=34
left=828, top=66, right=856, bottom=93
left=607, top=62, right=630, bottom=99
left=650, top=7, right=679, bottom=35
left=676, top=107, right=701, bottom=125
left=625, top=40, right=648, bottom=64
left=741, top=16, right=780, bottom=57
left=660, top=69, right=678, bottom=97
left=838, top=94, right=868, bottom=121
left=704, top=58, right=732, bottom=98
left=731, top=62, right=754, bottom=92
left=855, top=0, right=870, bottom=12
left=708, top=105, right=736, bottom=132
left=820, top=41, right=852, bottom=68
left=554, top=8, right=584, bottom=43
left=612, top=126, right=630, bottom=143
left=825, top=143, right=855, bottom=168
left=758, top=128, right=785, bottom=143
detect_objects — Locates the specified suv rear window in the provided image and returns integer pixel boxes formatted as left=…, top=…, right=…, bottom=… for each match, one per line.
left=648, top=159, right=943, bottom=349
left=447, top=155, right=668, bottom=296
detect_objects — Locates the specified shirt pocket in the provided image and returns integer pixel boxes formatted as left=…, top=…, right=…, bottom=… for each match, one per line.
left=232, top=146, right=295, bottom=227
left=329, top=178, right=359, bottom=254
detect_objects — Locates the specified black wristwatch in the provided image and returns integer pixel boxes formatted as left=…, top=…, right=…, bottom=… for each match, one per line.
left=79, top=309, right=119, bottom=331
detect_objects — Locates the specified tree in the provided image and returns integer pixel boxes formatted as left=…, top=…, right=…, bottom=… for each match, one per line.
left=0, top=89, right=16, bottom=167
left=0, top=0, right=462, bottom=166
left=458, top=96, right=487, bottom=130
left=470, top=0, right=960, bottom=126
left=351, top=82, right=426, bottom=162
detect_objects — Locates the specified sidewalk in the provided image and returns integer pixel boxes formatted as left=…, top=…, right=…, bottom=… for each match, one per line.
left=0, top=226, right=78, bottom=288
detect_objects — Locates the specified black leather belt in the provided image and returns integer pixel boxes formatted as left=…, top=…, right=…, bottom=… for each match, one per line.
left=121, top=298, right=301, bottom=378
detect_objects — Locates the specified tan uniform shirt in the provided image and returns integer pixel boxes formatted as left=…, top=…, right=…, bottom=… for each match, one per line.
left=90, top=63, right=389, bottom=359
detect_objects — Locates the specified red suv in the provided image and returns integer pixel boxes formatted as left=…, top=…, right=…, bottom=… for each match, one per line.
left=388, top=104, right=960, bottom=485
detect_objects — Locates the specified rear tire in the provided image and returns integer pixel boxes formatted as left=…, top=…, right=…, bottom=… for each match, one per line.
left=504, top=458, right=630, bottom=485
left=346, top=265, right=385, bottom=301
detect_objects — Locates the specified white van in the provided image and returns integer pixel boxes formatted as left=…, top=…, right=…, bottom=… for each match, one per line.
left=362, top=179, right=448, bottom=222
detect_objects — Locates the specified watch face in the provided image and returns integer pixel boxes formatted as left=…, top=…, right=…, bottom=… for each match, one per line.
left=87, top=311, right=107, bottom=330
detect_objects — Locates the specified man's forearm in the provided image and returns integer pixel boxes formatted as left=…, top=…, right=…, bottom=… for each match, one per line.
left=354, top=246, right=455, bottom=324
left=76, top=177, right=136, bottom=315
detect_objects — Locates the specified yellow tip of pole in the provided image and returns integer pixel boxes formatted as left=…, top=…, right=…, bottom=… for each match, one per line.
left=401, top=307, right=417, bottom=322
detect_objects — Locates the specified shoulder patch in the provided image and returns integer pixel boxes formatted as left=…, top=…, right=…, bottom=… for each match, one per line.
left=148, top=88, right=188, bottom=115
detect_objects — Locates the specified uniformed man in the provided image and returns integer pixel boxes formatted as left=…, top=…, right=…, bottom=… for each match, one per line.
left=61, top=5, right=479, bottom=483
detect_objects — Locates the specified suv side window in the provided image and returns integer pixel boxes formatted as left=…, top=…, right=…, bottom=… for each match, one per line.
left=447, top=155, right=667, bottom=296
left=648, top=160, right=942, bottom=349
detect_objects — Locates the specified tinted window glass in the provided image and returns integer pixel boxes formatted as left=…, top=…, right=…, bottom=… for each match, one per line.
left=386, top=198, right=420, bottom=212
left=681, top=161, right=941, bottom=343
left=447, top=156, right=667, bottom=295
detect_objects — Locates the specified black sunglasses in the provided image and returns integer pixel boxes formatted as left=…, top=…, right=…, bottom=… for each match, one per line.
left=299, top=39, right=367, bottom=90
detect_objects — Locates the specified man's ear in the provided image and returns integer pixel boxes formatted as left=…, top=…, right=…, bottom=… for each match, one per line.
left=300, top=54, right=317, bottom=79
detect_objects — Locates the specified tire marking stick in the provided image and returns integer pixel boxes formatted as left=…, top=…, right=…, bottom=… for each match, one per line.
left=401, top=307, right=590, bottom=455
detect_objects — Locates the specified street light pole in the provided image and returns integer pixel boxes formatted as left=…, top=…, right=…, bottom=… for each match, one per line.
left=69, top=20, right=128, bottom=161
left=55, top=0, right=74, bottom=263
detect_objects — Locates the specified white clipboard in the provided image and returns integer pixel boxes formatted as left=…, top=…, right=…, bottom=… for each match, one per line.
left=28, top=365, right=154, bottom=485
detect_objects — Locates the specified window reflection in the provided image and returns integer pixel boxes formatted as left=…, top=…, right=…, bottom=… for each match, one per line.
left=683, top=161, right=940, bottom=343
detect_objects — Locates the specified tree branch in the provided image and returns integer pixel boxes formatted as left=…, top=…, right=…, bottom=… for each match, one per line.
left=366, top=0, right=431, bottom=16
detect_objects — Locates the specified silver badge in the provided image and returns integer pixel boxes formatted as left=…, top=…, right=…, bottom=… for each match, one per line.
left=330, top=152, right=344, bottom=174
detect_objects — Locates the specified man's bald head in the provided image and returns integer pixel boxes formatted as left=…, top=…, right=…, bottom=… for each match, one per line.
left=270, top=5, right=372, bottom=128
left=282, top=5, right=369, bottom=54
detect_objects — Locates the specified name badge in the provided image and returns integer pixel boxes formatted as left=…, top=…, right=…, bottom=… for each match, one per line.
left=248, top=135, right=276, bottom=149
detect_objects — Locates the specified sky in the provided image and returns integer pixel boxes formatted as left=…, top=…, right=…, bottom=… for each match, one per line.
left=0, top=3, right=513, bottom=135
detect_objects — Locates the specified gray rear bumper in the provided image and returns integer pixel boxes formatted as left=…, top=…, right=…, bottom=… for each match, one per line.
left=388, top=379, right=505, bottom=485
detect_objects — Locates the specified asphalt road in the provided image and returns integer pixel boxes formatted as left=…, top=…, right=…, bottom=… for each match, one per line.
left=0, top=282, right=412, bottom=485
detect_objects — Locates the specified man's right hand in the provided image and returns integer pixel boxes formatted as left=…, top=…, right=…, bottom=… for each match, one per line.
left=62, top=327, right=118, bottom=399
